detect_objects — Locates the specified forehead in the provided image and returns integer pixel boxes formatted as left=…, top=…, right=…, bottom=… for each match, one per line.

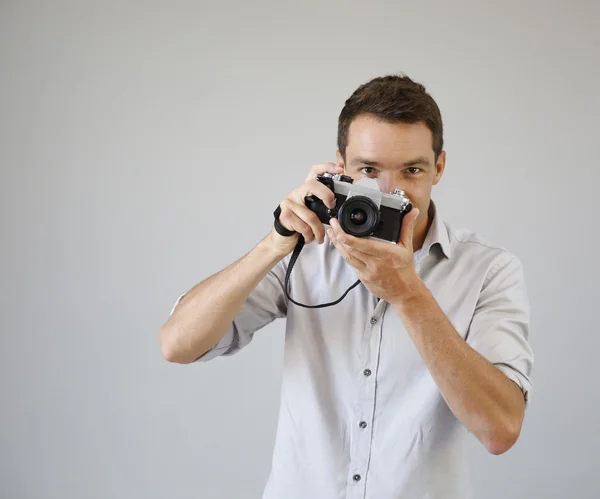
left=346, top=115, right=434, bottom=160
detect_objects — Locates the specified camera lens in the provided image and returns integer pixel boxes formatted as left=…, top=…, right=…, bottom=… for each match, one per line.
left=350, top=209, right=367, bottom=225
left=338, top=196, right=379, bottom=237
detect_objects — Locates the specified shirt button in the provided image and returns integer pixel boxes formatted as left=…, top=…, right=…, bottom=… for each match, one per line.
left=359, top=421, right=367, bottom=429
left=363, top=369, right=372, bottom=376
left=370, top=317, right=377, bottom=325
left=353, top=474, right=361, bottom=482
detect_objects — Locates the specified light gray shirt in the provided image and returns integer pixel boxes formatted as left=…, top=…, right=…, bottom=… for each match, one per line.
left=170, top=202, right=533, bottom=499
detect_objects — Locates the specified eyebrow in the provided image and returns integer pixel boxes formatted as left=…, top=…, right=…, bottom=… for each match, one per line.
left=350, top=156, right=431, bottom=168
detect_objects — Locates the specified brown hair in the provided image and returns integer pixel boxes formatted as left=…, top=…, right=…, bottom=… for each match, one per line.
left=337, top=73, right=444, bottom=161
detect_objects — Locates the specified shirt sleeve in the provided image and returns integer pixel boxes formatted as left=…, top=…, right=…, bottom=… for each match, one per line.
left=465, top=253, right=534, bottom=404
left=169, top=257, right=289, bottom=362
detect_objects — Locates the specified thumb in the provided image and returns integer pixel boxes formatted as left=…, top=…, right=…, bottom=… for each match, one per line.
left=398, top=207, right=420, bottom=249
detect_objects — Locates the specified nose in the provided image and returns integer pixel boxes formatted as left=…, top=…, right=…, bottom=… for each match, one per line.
left=376, top=173, right=397, bottom=194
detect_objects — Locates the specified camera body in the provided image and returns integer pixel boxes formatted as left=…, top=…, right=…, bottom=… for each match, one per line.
left=305, top=173, right=413, bottom=243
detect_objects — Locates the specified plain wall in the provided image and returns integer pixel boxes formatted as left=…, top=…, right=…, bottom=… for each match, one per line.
left=1, top=1, right=598, bottom=498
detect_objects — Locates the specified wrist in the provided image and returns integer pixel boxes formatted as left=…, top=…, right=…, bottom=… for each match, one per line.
left=260, top=229, right=297, bottom=260
left=388, top=271, right=429, bottom=308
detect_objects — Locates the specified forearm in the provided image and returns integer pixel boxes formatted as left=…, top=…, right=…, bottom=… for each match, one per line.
left=159, top=232, right=287, bottom=364
left=390, top=277, right=525, bottom=455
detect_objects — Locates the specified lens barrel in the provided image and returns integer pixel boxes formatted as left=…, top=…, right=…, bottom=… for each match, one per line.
left=338, top=195, right=380, bottom=237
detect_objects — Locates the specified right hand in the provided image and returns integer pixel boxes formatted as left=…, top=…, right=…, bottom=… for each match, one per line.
left=269, top=162, right=343, bottom=256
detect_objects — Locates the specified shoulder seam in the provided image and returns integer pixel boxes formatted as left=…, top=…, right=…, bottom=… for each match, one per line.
left=446, top=224, right=510, bottom=253
left=484, top=254, right=516, bottom=287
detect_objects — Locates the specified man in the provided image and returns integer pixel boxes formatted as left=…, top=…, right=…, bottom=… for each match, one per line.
left=159, top=74, right=534, bottom=499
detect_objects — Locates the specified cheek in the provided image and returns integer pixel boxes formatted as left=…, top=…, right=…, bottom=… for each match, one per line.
left=403, top=188, right=426, bottom=208
left=342, top=168, right=361, bottom=181
left=402, top=187, right=432, bottom=220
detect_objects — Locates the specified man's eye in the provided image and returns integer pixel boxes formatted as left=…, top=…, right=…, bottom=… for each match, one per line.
left=407, top=167, right=421, bottom=174
left=361, top=167, right=378, bottom=176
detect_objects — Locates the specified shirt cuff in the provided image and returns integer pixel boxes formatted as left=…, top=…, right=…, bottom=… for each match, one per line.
left=170, top=293, right=186, bottom=316
left=169, top=293, right=236, bottom=362
left=495, top=363, right=532, bottom=406
left=193, top=326, right=236, bottom=362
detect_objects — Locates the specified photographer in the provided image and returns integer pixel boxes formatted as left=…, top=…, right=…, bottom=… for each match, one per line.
left=158, top=74, right=533, bottom=499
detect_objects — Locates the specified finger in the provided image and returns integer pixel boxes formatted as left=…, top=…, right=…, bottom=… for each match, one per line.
left=285, top=199, right=326, bottom=244
left=327, top=227, right=367, bottom=271
left=333, top=228, right=371, bottom=262
left=279, top=200, right=316, bottom=243
left=302, top=179, right=337, bottom=209
left=305, top=162, right=344, bottom=182
left=343, top=242, right=371, bottom=265
left=399, top=207, right=420, bottom=249
left=329, top=218, right=388, bottom=258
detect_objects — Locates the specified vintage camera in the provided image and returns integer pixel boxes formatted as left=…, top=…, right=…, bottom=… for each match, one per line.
left=304, top=174, right=413, bottom=243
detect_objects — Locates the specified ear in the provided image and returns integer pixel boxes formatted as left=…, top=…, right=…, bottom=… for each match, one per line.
left=432, top=150, right=446, bottom=186
left=335, top=150, right=346, bottom=172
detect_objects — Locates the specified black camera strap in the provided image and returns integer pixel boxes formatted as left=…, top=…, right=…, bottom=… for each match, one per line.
left=274, top=205, right=361, bottom=309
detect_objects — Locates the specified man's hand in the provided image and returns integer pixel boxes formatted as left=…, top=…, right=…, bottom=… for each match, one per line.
left=268, top=162, right=342, bottom=257
left=326, top=207, right=421, bottom=303
left=330, top=205, right=527, bottom=455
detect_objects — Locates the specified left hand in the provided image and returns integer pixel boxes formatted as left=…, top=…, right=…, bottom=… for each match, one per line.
left=327, top=207, right=421, bottom=304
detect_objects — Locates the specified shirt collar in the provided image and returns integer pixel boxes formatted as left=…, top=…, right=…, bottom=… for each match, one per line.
left=419, top=200, right=452, bottom=259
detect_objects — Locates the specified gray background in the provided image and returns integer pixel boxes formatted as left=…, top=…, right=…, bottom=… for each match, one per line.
left=1, top=1, right=598, bottom=498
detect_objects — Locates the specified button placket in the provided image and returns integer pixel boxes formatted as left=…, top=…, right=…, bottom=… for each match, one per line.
left=347, top=305, right=385, bottom=498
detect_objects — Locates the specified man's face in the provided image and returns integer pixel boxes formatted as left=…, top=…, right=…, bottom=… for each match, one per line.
left=336, top=114, right=446, bottom=233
